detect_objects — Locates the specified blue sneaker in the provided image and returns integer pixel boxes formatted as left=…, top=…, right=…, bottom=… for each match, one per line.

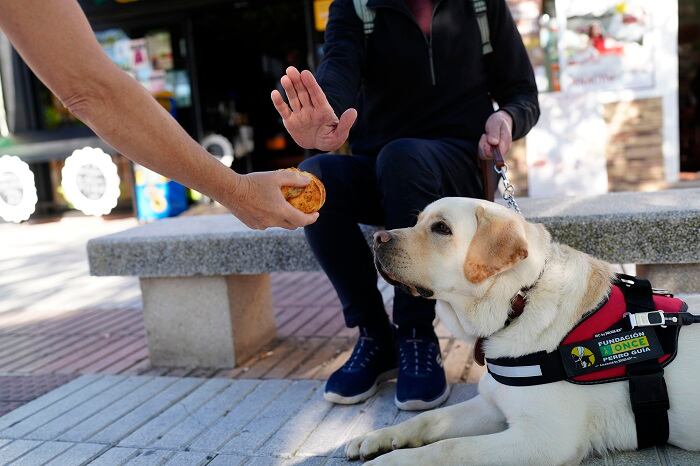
left=395, top=327, right=450, bottom=411
left=324, top=327, right=398, bottom=405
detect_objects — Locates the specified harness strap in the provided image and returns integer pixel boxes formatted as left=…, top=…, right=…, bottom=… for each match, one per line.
left=616, top=274, right=656, bottom=313
left=487, top=351, right=566, bottom=386
left=628, top=361, right=670, bottom=449
left=616, top=274, right=670, bottom=448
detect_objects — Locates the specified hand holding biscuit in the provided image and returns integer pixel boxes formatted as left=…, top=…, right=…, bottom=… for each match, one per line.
left=225, top=170, right=319, bottom=230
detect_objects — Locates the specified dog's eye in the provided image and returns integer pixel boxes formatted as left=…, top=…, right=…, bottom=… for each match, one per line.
left=431, top=221, right=452, bottom=236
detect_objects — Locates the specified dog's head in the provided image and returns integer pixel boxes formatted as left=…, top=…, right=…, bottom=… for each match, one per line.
left=373, top=198, right=540, bottom=300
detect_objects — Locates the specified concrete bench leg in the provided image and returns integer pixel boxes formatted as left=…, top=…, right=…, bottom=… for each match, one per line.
left=139, top=274, right=276, bottom=368
left=636, top=264, right=700, bottom=294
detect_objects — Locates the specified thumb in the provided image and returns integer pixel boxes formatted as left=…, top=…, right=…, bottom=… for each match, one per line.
left=335, top=108, right=358, bottom=139
left=485, top=118, right=501, bottom=146
left=276, top=169, right=312, bottom=188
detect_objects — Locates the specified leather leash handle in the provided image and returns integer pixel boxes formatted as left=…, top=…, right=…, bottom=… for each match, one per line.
left=478, top=144, right=504, bottom=202
left=491, top=146, right=505, bottom=169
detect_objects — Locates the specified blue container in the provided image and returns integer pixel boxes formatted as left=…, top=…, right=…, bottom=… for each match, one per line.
left=133, top=164, right=188, bottom=222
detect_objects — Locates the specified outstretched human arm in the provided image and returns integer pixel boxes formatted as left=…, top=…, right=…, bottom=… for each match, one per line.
left=0, top=0, right=317, bottom=229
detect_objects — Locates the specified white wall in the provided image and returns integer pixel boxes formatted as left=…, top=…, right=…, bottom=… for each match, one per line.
left=526, top=0, right=679, bottom=197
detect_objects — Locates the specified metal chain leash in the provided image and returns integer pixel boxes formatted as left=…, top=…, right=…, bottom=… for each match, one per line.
left=490, top=146, right=522, bottom=215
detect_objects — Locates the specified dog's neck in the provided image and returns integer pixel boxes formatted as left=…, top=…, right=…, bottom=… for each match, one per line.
left=447, top=242, right=615, bottom=358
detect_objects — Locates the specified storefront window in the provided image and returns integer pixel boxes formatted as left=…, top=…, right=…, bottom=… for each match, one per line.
left=96, top=28, right=192, bottom=111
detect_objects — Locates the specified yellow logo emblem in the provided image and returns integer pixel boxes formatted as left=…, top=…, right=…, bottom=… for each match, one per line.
left=571, top=346, right=596, bottom=369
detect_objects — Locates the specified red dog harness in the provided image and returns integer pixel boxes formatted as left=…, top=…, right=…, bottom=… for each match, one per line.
left=480, top=274, right=698, bottom=449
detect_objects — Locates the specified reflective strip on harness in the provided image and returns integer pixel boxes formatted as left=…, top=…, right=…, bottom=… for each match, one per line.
left=487, top=362, right=542, bottom=378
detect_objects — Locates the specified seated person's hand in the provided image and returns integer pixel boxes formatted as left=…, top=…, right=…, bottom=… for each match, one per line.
left=226, top=169, right=319, bottom=230
left=478, top=110, right=513, bottom=159
left=271, top=66, right=357, bottom=152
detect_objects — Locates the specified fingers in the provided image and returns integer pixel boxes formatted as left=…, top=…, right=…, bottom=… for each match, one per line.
left=301, top=70, right=329, bottom=109
left=286, top=67, right=312, bottom=109
left=335, top=108, right=358, bottom=141
left=275, top=169, right=312, bottom=188
left=478, top=134, right=492, bottom=159
left=280, top=75, right=301, bottom=112
left=499, top=123, right=512, bottom=155
left=271, top=90, right=292, bottom=119
left=285, top=208, right=319, bottom=228
left=485, top=116, right=501, bottom=147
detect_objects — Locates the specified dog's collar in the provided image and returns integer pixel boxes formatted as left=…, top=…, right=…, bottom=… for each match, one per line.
left=474, top=290, right=527, bottom=366
left=474, top=261, right=547, bottom=366
left=505, top=260, right=548, bottom=326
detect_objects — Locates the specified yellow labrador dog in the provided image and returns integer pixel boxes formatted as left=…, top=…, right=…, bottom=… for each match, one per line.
left=346, top=197, right=700, bottom=465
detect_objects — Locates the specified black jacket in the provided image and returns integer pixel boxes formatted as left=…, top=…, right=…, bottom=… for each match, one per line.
left=316, top=0, right=540, bottom=156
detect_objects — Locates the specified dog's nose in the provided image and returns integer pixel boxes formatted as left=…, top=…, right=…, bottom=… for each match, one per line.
left=374, top=230, right=392, bottom=245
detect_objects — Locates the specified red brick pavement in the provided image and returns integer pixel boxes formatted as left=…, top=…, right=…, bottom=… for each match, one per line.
left=0, top=272, right=482, bottom=412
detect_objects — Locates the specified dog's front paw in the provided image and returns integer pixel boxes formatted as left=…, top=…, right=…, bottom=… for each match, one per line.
left=346, top=428, right=410, bottom=461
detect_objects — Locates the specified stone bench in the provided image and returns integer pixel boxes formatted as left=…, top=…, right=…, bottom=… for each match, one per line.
left=87, top=188, right=700, bottom=368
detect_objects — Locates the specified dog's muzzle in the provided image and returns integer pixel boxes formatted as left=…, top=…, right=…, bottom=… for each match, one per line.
left=373, top=231, right=434, bottom=299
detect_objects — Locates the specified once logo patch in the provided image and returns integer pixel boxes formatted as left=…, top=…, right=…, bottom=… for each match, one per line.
left=560, top=328, right=663, bottom=377
left=599, top=335, right=650, bottom=357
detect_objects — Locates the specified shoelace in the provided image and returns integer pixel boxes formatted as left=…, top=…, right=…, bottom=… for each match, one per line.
left=343, top=336, right=379, bottom=372
left=399, top=329, right=439, bottom=376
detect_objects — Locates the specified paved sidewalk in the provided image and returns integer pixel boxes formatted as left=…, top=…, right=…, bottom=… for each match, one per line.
left=0, top=216, right=140, bottom=324
left=0, top=375, right=697, bottom=465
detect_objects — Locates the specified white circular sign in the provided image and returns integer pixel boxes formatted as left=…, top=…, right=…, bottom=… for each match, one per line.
left=0, top=155, right=37, bottom=223
left=61, top=147, right=121, bottom=216
left=201, top=134, right=234, bottom=167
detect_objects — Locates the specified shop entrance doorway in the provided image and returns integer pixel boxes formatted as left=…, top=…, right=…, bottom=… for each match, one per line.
left=679, top=0, right=700, bottom=174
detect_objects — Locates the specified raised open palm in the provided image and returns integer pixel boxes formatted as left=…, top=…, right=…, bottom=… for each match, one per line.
left=271, top=66, right=357, bottom=152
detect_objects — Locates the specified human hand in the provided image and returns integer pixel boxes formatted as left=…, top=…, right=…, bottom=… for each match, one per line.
left=271, top=66, right=357, bottom=152
left=478, top=110, right=513, bottom=159
left=224, top=170, right=319, bottom=230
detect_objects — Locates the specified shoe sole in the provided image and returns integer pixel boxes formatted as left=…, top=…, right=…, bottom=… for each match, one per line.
left=324, top=368, right=399, bottom=405
left=394, top=383, right=451, bottom=411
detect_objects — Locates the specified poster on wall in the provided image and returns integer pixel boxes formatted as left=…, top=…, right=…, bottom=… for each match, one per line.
left=0, top=155, right=38, bottom=223
left=526, top=93, right=609, bottom=198
left=558, top=0, right=654, bottom=92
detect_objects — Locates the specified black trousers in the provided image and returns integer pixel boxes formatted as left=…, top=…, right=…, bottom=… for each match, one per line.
left=299, top=138, right=483, bottom=329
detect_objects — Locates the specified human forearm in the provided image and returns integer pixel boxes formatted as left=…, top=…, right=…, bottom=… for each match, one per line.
left=0, top=0, right=240, bottom=205
left=69, top=70, right=241, bottom=205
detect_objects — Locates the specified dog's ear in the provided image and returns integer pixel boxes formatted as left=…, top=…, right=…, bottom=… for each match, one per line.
left=464, top=206, right=528, bottom=284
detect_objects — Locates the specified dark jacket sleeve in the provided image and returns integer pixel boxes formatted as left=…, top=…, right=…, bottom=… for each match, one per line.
left=486, top=0, right=540, bottom=140
left=315, top=0, right=365, bottom=117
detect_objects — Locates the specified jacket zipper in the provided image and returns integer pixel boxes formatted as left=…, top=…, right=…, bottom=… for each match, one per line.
left=427, top=0, right=443, bottom=86
left=377, top=0, right=443, bottom=86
